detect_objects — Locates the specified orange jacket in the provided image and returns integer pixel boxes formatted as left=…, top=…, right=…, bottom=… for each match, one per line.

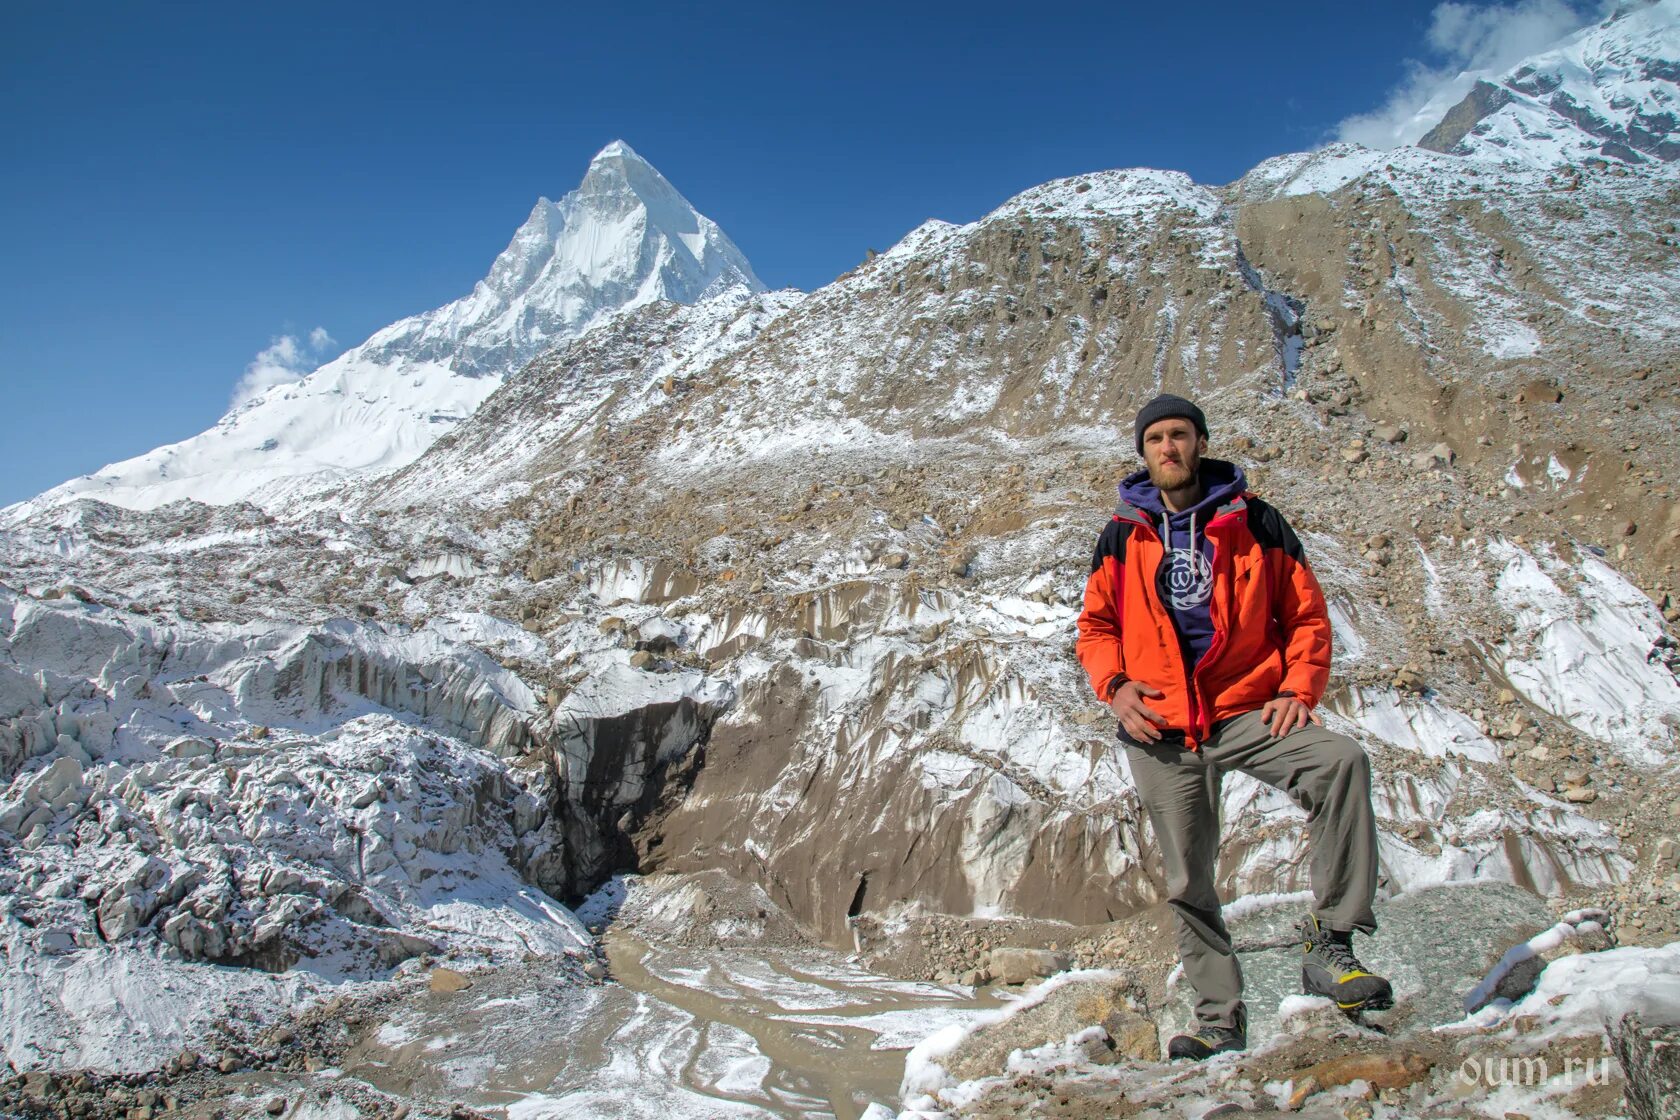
left=1074, top=490, right=1332, bottom=749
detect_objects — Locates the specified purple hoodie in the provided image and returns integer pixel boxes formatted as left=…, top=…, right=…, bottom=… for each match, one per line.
left=1117, top=458, right=1248, bottom=672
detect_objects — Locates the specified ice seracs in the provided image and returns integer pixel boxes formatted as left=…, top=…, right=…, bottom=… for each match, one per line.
left=9, top=140, right=763, bottom=518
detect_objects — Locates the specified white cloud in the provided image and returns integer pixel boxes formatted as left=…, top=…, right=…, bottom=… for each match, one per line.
left=230, top=327, right=337, bottom=408
left=1334, top=0, right=1608, bottom=149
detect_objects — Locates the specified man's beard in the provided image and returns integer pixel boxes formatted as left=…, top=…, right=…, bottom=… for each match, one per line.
left=1148, top=457, right=1198, bottom=491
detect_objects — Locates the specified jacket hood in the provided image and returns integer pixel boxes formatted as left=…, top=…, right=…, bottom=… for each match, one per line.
left=1118, top=458, right=1247, bottom=521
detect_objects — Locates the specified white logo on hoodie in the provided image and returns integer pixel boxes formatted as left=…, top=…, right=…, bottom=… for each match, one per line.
left=1158, top=509, right=1214, bottom=609
left=1163, top=545, right=1214, bottom=609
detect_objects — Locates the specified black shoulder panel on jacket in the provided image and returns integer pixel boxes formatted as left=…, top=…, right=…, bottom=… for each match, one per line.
left=1090, top=518, right=1135, bottom=573
left=1245, top=497, right=1306, bottom=562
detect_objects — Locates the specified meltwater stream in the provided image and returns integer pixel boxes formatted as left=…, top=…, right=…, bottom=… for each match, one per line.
left=339, top=880, right=1573, bottom=1119
left=344, top=932, right=1004, bottom=1120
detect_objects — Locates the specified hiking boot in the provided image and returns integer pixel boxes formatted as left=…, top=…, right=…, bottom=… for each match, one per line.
left=1301, top=914, right=1393, bottom=1012
left=1166, top=1004, right=1247, bottom=1060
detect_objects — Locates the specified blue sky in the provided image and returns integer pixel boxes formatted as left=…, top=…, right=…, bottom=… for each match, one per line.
left=0, top=0, right=1607, bottom=505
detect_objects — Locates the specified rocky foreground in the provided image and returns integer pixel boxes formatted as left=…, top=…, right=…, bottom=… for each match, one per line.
left=2, top=873, right=1678, bottom=1120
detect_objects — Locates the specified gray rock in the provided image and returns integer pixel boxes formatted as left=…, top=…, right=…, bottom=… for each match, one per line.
left=1165, top=883, right=1552, bottom=1040
left=1464, top=910, right=1611, bottom=1013
left=940, top=974, right=1154, bottom=1082
left=1612, top=1010, right=1680, bottom=1120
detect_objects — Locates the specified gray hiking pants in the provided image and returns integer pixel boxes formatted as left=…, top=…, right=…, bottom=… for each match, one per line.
left=1123, top=708, right=1379, bottom=1028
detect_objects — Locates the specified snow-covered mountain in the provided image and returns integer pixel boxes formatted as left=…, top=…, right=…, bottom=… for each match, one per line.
left=8, top=140, right=763, bottom=517
left=1417, top=0, right=1680, bottom=164
left=354, top=140, right=764, bottom=376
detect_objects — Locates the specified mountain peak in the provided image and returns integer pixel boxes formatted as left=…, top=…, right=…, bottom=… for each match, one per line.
left=13, top=142, right=764, bottom=514
left=589, top=138, right=642, bottom=165
left=1415, top=0, right=1680, bottom=165
left=572, top=139, right=710, bottom=234
left=581, top=139, right=665, bottom=194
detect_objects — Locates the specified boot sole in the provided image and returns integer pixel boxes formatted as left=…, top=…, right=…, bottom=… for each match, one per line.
left=1303, top=966, right=1393, bottom=1014
left=1166, top=1042, right=1246, bottom=1061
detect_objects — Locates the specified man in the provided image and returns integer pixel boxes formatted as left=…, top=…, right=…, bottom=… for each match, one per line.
left=1075, top=393, right=1391, bottom=1060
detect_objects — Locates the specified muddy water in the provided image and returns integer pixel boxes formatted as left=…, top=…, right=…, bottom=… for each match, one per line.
left=605, top=933, right=1003, bottom=1118
left=343, top=933, right=1003, bottom=1120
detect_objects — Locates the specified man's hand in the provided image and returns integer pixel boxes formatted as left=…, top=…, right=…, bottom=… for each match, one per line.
left=1110, top=680, right=1170, bottom=742
left=1260, top=695, right=1320, bottom=737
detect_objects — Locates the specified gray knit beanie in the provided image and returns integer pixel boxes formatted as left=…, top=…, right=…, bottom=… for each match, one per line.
left=1133, top=394, right=1209, bottom=455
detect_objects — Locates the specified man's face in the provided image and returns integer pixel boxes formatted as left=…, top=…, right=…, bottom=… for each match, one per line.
left=1141, top=417, right=1206, bottom=491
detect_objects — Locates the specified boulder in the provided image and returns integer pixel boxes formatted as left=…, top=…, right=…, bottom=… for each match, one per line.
left=1464, top=909, right=1612, bottom=1013
left=429, top=967, right=472, bottom=993
left=989, top=947, right=1071, bottom=985
left=1611, top=1010, right=1680, bottom=1120
left=939, top=973, right=1156, bottom=1084
left=1656, top=838, right=1678, bottom=869
left=1285, top=1051, right=1434, bottom=1109
left=1393, top=668, right=1427, bottom=693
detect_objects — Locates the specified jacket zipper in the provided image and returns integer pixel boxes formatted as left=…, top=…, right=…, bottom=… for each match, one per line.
left=1134, top=512, right=1202, bottom=749
left=1126, top=505, right=1239, bottom=748
left=1187, top=513, right=1238, bottom=740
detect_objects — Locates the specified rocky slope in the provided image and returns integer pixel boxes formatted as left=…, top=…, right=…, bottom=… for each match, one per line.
left=6, top=144, right=1676, bottom=993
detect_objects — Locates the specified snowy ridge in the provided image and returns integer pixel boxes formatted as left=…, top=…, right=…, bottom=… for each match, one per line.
left=1417, top=0, right=1680, bottom=165
left=9, top=141, right=762, bottom=517
left=368, top=286, right=805, bottom=511
left=642, top=165, right=1236, bottom=481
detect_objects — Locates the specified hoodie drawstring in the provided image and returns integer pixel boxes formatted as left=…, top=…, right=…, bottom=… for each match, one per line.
left=1161, top=510, right=1198, bottom=563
